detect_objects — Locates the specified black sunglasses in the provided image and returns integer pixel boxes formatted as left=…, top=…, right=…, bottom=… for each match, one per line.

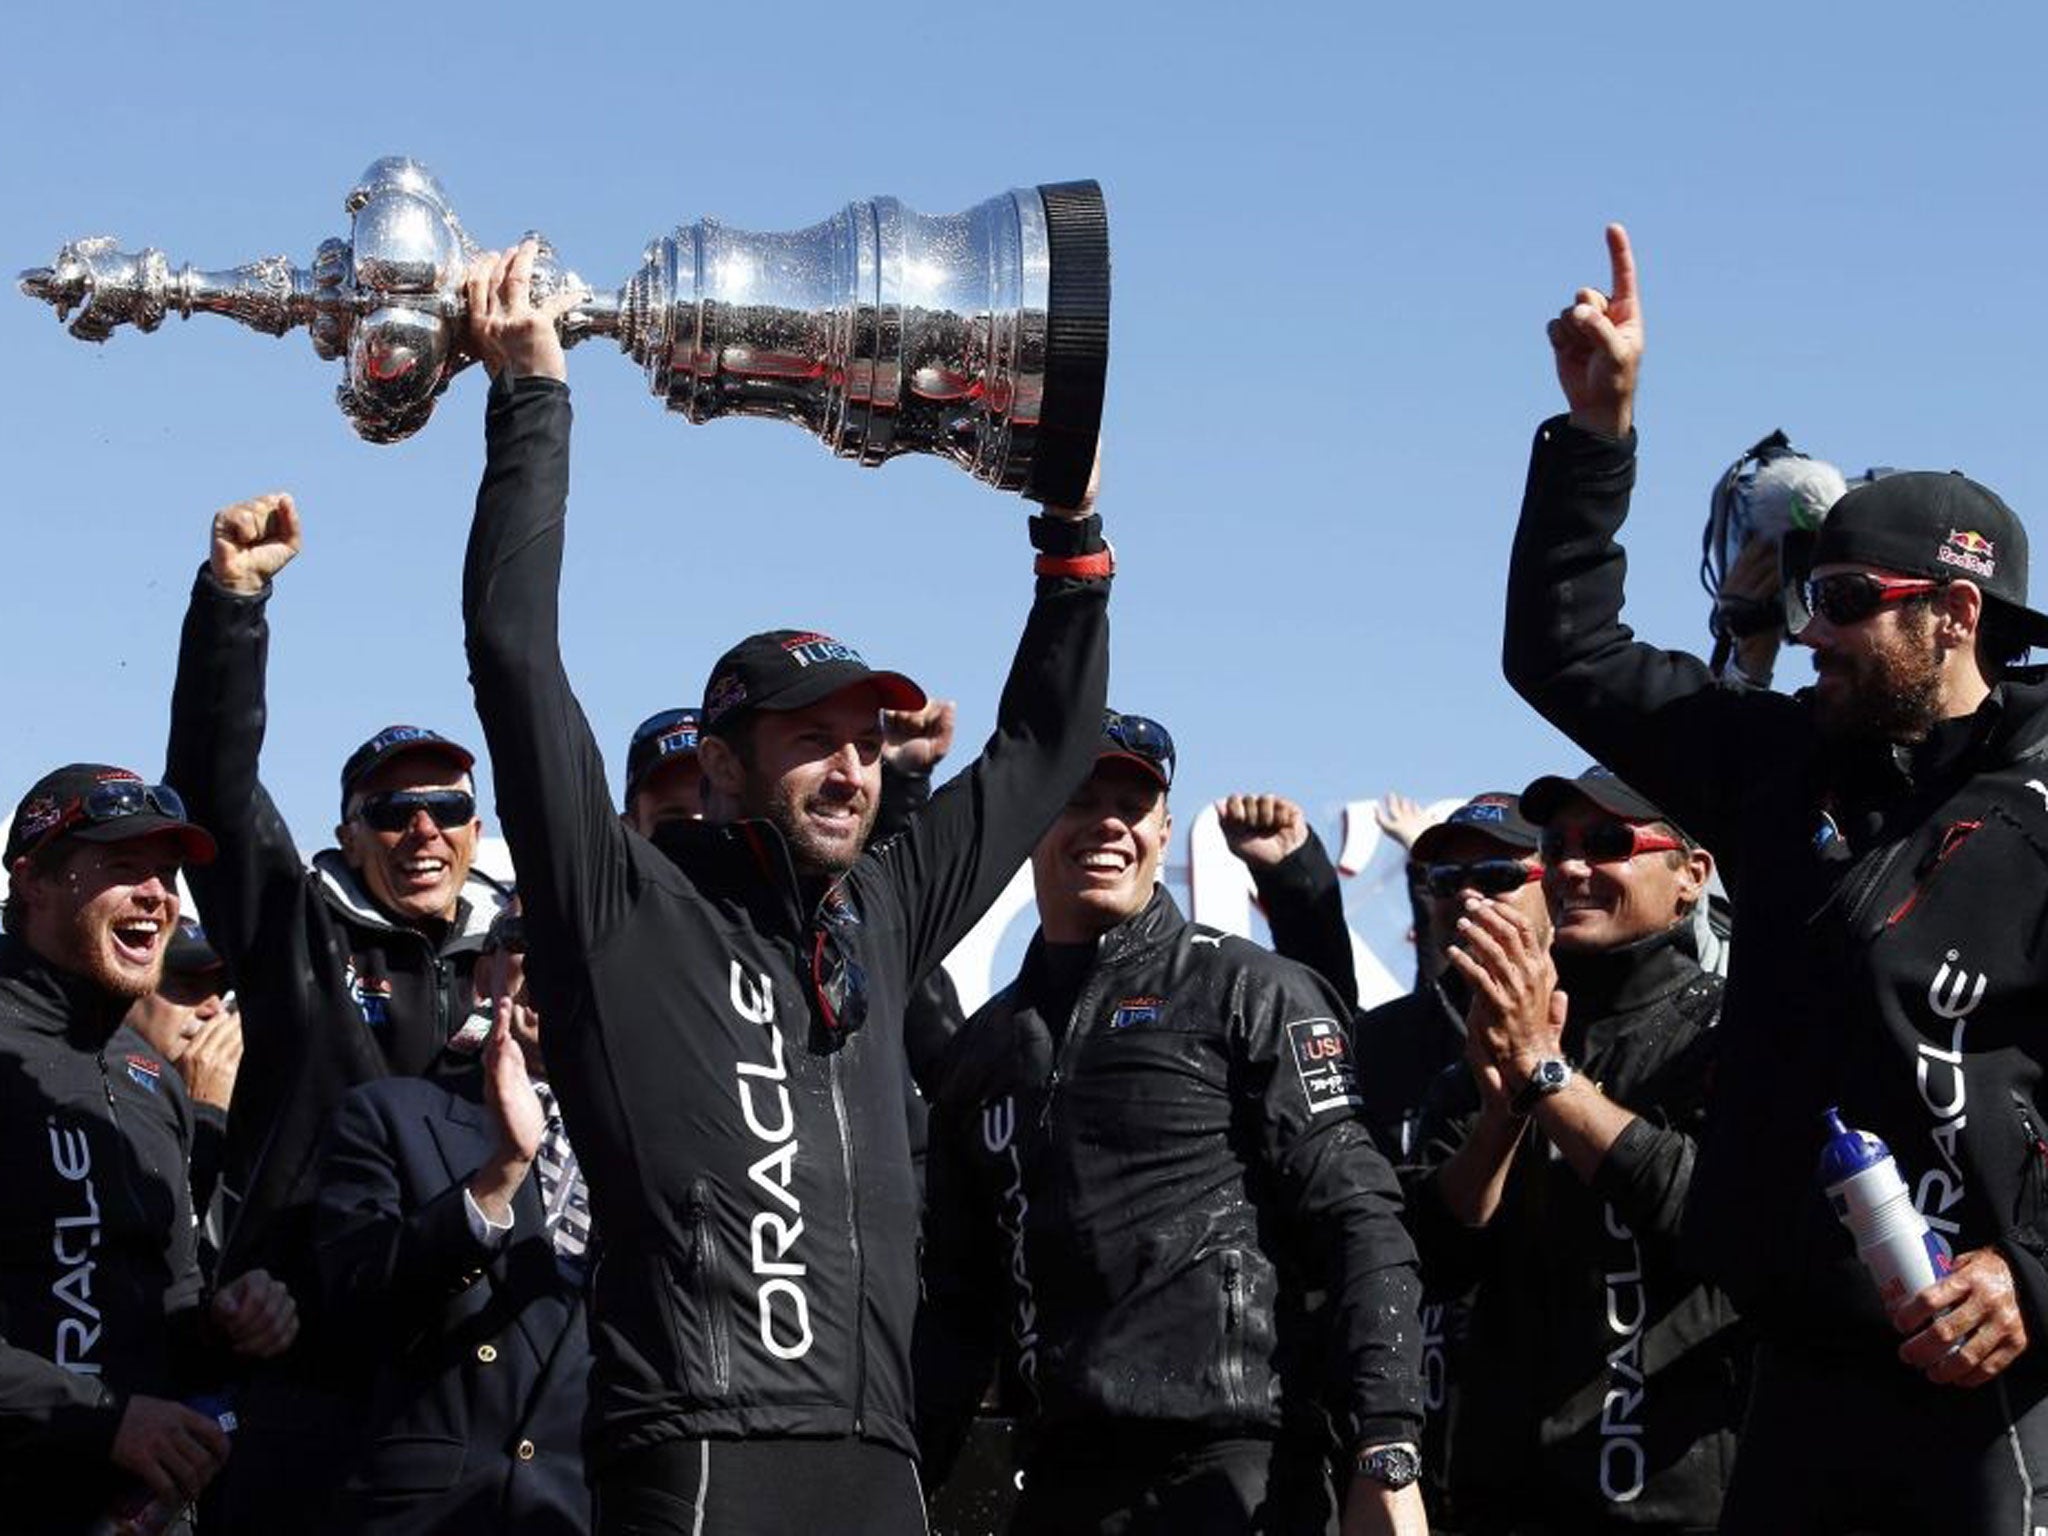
left=1420, top=858, right=1542, bottom=899
left=1801, top=572, right=1944, bottom=628
left=27, top=780, right=190, bottom=856
left=1538, top=819, right=1683, bottom=865
left=1101, top=710, right=1176, bottom=786
left=354, top=788, right=476, bottom=834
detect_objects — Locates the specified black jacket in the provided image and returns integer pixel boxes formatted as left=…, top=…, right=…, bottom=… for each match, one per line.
left=0, top=938, right=220, bottom=1532
left=460, top=374, right=1109, bottom=1471
left=1412, top=931, right=1740, bottom=1530
left=1249, top=831, right=1463, bottom=1161
left=914, top=889, right=1424, bottom=1476
left=1503, top=416, right=2048, bottom=1362
left=314, top=1073, right=591, bottom=1536
left=166, top=567, right=509, bottom=1295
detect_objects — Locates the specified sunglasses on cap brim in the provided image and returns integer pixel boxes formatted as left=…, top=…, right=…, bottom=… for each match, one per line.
left=1100, top=711, right=1175, bottom=787
left=24, top=781, right=196, bottom=859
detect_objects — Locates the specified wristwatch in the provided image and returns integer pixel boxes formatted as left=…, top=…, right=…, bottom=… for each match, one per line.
left=1355, top=1440, right=1422, bottom=1490
left=1510, top=1056, right=1573, bottom=1116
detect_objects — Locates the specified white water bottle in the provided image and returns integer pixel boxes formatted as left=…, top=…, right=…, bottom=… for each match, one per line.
left=1817, top=1108, right=1954, bottom=1309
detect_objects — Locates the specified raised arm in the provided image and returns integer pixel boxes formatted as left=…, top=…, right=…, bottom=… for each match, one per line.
left=865, top=484, right=1111, bottom=984
left=460, top=242, right=634, bottom=963
left=164, top=494, right=312, bottom=969
left=1503, top=225, right=1800, bottom=868
left=1219, top=793, right=1360, bottom=1006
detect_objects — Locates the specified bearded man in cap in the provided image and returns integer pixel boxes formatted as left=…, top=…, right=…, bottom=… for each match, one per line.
left=458, top=241, right=1109, bottom=1534
left=165, top=497, right=510, bottom=1531
left=0, top=765, right=297, bottom=1533
left=1505, top=223, right=2048, bottom=1530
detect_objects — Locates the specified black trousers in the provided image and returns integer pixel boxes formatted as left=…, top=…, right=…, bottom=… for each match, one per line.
left=1719, top=1343, right=2048, bottom=1536
left=593, top=1436, right=926, bottom=1536
left=1011, top=1431, right=1337, bottom=1536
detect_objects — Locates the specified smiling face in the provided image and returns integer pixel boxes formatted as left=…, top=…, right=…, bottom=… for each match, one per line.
left=1540, top=797, right=1709, bottom=954
left=702, top=687, right=885, bottom=884
left=335, top=752, right=482, bottom=927
left=13, top=832, right=187, bottom=1001
left=1031, top=760, right=1171, bottom=943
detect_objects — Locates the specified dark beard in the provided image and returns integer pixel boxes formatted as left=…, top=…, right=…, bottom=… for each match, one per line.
left=761, top=785, right=875, bottom=885
left=1814, top=627, right=1945, bottom=745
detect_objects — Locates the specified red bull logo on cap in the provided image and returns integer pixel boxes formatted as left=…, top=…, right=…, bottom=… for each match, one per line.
left=1937, top=528, right=1996, bottom=580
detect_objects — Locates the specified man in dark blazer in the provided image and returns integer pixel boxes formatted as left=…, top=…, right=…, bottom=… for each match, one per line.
left=314, top=914, right=590, bottom=1535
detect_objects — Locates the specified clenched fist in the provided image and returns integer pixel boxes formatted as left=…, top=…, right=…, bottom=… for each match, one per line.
left=1216, top=793, right=1310, bottom=871
left=210, top=493, right=301, bottom=596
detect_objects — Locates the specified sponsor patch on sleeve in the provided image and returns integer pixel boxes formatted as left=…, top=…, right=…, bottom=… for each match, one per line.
left=1285, top=1018, right=1361, bottom=1114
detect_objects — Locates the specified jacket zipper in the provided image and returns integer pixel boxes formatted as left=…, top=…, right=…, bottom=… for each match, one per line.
left=1221, top=1249, right=1249, bottom=1415
left=2013, top=1094, right=2048, bottom=1227
left=688, top=1178, right=732, bottom=1395
left=1882, top=819, right=1983, bottom=928
left=826, top=1028, right=866, bottom=1436
left=1830, top=838, right=1911, bottom=935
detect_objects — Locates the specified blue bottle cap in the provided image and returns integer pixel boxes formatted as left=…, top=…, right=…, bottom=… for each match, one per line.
left=1816, top=1106, right=1893, bottom=1186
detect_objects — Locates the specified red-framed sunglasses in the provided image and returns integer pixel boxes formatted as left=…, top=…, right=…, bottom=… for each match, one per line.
left=1538, top=819, right=1684, bottom=865
left=1801, top=572, right=1945, bottom=628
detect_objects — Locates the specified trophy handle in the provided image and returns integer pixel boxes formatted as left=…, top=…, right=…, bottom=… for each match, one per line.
left=19, top=237, right=314, bottom=344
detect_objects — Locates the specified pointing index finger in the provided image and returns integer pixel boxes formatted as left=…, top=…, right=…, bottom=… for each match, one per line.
left=1606, top=223, right=1639, bottom=312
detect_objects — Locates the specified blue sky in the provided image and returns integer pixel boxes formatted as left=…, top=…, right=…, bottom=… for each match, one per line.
left=4, top=3, right=2043, bottom=985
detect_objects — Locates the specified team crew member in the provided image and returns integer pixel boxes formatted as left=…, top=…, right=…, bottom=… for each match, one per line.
left=459, top=241, right=1109, bottom=1535
left=166, top=499, right=510, bottom=1531
left=1414, top=769, right=1738, bottom=1532
left=916, top=713, right=1426, bottom=1536
left=1505, top=224, right=2048, bottom=1531
left=314, top=910, right=593, bottom=1535
left=622, top=707, right=704, bottom=835
left=125, top=919, right=243, bottom=1279
left=0, top=765, right=297, bottom=1533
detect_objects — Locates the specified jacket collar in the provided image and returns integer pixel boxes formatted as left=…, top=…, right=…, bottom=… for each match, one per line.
left=1021, top=884, right=1187, bottom=989
left=654, top=815, right=841, bottom=937
left=310, top=849, right=507, bottom=950
left=1553, top=925, right=1704, bottom=1025
left=0, top=933, right=133, bottom=1048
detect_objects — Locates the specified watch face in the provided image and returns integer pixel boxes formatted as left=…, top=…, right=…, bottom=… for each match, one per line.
left=1538, top=1058, right=1570, bottom=1090
left=1358, top=1443, right=1421, bottom=1489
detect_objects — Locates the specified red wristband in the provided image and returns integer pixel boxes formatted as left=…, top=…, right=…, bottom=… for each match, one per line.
left=1033, top=544, right=1114, bottom=580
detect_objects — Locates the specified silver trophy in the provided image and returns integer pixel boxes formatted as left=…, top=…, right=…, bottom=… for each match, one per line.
left=18, top=157, right=1108, bottom=505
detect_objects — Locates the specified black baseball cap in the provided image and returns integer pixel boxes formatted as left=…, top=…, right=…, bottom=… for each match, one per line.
left=1095, top=709, right=1175, bottom=790
left=339, top=725, right=475, bottom=814
left=624, top=707, right=703, bottom=800
left=1519, top=766, right=1676, bottom=829
left=701, top=630, right=924, bottom=736
left=1411, top=791, right=1541, bottom=862
left=1802, top=470, right=2048, bottom=646
left=6, top=764, right=217, bottom=868
left=164, top=917, right=225, bottom=976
